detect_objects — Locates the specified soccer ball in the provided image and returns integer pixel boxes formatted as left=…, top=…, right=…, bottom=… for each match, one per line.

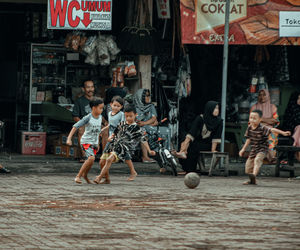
left=184, top=172, right=200, bottom=189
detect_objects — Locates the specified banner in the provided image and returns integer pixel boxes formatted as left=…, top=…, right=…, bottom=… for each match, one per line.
left=47, top=0, right=112, bottom=30
left=180, top=0, right=300, bottom=45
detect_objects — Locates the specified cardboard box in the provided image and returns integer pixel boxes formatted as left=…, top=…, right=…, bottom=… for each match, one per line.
left=61, top=145, right=68, bottom=157
left=73, top=136, right=79, bottom=146
left=21, top=131, right=46, bottom=155
left=54, top=145, right=62, bottom=156
left=69, top=146, right=79, bottom=158
left=47, top=134, right=60, bottom=146
left=59, top=145, right=79, bottom=158
left=60, top=134, right=68, bottom=145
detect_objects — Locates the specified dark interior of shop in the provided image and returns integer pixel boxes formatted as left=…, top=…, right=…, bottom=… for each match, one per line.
left=1, top=1, right=300, bottom=156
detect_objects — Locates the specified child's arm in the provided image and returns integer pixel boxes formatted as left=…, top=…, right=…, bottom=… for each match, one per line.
left=239, top=139, right=250, bottom=157
left=107, top=133, right=115, bottom=142
left=67, top=127, right=77, bottom=146
left=270, top=128, right=291, bottom=136
left=101, top=125, right=109, bottom=133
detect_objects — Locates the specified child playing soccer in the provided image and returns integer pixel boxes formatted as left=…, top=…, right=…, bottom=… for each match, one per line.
left=239, top=109, right=291, bottom=185
left=99, top=95, right=125, bottom=183
left=94, top=104, right=153, bottom=184
left=102, top=96, right=125, bottom=137
left=67, top=97, right=104, bottom=184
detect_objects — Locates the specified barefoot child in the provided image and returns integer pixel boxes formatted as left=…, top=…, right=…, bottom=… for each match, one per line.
left=239, top=109, right=291, bottom=185
left=99, top=96, right=125, bottom=183
left=94, top=104, right=152, bottom=184
left=67, top=97, right=104, bottom=184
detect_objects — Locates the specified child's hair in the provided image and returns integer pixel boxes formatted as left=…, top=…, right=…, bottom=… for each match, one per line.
left=251, top=109, right=263, bottom=118
left=111, top=95, right=124, bottom=106
left=124, top=104, right=136, bottom=114
left=89, top=97, right=103, bottom=108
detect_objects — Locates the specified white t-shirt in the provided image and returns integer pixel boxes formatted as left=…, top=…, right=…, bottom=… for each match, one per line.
left=73, top=113, right=102, bottom=146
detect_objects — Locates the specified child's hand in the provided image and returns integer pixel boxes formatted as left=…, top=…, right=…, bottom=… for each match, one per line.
left=66, top=138, right=72, bottom=146
left=137, top=120, right=145, bottom=127
left=283, top=131, right=291, bottom=136
left=239, top=149, right=244, bottom=157
left=107, top=135, right=114, bottom=142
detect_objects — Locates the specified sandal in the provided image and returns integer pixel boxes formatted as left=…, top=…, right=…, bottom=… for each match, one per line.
left=142, top=159, right=156, bottom=163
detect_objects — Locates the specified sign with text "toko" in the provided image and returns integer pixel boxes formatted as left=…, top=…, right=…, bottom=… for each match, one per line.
left=47, top=0, right=112, bottom=30
left=279, top=11, right=300, bottom=37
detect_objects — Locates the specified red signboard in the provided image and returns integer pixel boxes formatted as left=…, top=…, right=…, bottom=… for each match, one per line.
left=180, top=0, right=300, bottom=45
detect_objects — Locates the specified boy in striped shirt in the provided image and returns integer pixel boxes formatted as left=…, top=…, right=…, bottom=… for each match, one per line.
left=239, top=109, right=290, bottom=185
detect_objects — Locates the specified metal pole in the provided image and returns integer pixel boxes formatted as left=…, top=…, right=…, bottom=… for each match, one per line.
left=220, top=0, right=231, bottom=153
left=28, top=43, right=33, bottom=131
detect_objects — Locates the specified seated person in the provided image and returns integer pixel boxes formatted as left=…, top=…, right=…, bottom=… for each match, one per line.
left=282, top=91, right=300, bottom=161
left=0, top=163, right=10, bottom=174
left=250, top=89, right=280, bottom=162
left=173, top=101, right=223, bottom=173
left=133, top=88, right=157, bottom=163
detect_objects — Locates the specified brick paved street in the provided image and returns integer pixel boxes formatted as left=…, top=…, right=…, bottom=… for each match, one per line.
left=1, top=160, right=300, bottom=250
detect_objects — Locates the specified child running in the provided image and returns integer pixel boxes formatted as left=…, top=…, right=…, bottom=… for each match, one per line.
left=94, top=104, right=152, bottom=184
left=239, top=109, right=291, bottom=185
left=67, top=97, right=104, bottom=184
left=99, top=95, right=125, bottom=183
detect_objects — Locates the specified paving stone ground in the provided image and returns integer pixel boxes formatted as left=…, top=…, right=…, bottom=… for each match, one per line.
left=1, top=166, right=300, bottom=249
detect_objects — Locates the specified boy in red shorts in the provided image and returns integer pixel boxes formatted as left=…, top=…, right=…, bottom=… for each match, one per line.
left=67, top=97, right=104, bottom=184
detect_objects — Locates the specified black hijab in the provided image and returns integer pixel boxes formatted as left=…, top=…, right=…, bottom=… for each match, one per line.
left=283, top=92, right=300, bottom=131
left=203, top=101, right=222, bottom=131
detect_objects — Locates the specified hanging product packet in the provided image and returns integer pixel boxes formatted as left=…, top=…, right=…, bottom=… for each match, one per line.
left=106, top=35, right=121, bottom=56
left=82, top=36, right=97, bottom=55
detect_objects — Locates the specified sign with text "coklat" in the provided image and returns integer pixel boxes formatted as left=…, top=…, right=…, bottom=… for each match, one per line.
left=180, top=0, right=300, bottom=45
left=47, top=0, right=112, bottom=30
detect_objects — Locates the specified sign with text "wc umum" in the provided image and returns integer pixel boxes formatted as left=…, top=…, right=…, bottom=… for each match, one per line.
left=47, top=0, right=112, bottom=30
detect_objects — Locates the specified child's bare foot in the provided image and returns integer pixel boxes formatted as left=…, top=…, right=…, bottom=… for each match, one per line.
left=171, top=150, right=187, bottom=159
left=99, top=178, right=111, bottom=184
left=243, top=180, right=251, bottom=185
left=127, top=172, right=137, bottom=181
left=149, top=150, right=156, bottom=156
left=74, top=176, right=82, bottom=184
left=93, top=176, right=101, bottom=184
left=249, top=174, right=257, bottom=184
left=160, top=167, right=166, bottom=173
left=83, top=175, right=92, bottom=184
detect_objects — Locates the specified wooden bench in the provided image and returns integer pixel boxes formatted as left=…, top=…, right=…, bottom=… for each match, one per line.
left=197, top=151, right=229, bottom=177
left=275, top=146, right=300, bottom=177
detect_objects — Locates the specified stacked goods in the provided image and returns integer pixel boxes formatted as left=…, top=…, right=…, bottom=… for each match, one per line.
left=47, top=134, right=79, bottom=158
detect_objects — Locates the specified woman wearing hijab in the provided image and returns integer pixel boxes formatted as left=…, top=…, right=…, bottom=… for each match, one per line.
left=133, top=88, right=158, bottom=163
left=250, top=89, right=280, bottom=161
left=173, top=101, right=223, bottom=173
left=283, top=91, right=300, bottom=161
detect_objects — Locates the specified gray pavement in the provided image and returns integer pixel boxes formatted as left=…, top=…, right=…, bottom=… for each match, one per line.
left=1, top=155, right=300, bottom=249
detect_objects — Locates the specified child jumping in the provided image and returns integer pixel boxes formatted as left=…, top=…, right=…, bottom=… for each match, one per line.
left=239, top=109, right=291, bottom=185
left=94, top=104, right=153, bottom=184
left=67, top=97, right=104, bottom=184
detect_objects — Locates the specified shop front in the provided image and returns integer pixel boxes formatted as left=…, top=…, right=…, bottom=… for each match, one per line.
left=180, top=0, right=300, bottom=157
left=0, top=0, right=143, bottom=156
left=0, top=0, right=181, bottom=160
